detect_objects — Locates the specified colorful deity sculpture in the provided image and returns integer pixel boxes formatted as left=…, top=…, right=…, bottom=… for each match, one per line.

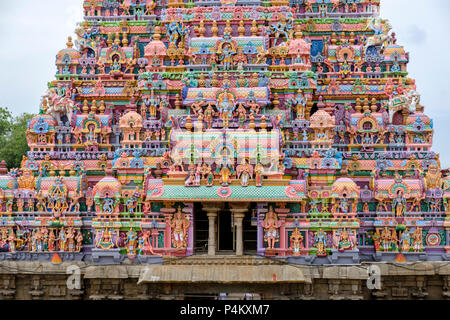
left=125, top=228, right=138, bottom=256
left=412, top=228, right=423, bottom=252
left=290, top=228, right=304, bottom=256
left=262, top=206, right=281, bottom=249
left=336, top=229, right=354, bottom=252
left=380, top=227, right=391, bottom=252
left=167, top=207, right=190, bottom=249
left=236, top=159, right=253, bottom=187
left=400, top=228, right=411, bottom=252
left=314, top=229, right=328, bottom=257
left=96, top=229, right=116, bottom=250
left=254, top=162, right=264, bottom=187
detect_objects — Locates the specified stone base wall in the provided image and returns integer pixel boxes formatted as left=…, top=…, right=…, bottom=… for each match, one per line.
left=0, top=260, right=449, bottom=300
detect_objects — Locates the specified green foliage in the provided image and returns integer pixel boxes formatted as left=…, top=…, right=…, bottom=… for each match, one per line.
left=0, top=107, right=35, bottom=169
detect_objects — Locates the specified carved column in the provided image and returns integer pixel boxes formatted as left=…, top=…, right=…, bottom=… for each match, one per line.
left=230, top=206, right=248, bottom=256
left=204, top=208, right=220, bottom=256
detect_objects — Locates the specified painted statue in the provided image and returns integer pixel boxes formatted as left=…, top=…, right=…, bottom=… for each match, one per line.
left=167, top=207, right=190, bottom=249
left=236, top=159, right=253, bottom=187
left=290, top=228, right=304, bottom=256
left=393, top=190, right=407, bottom=217
left=262, top=206, right=282, bottom=249
left=314, top=229, right=328, bottom=256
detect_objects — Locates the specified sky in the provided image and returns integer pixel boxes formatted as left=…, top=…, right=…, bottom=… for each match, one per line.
left=0, top=0, right=449, bottom=166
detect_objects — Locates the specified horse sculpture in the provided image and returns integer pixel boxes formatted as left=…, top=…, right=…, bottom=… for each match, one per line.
left=386, top=89, right=421, bottom=124
left=41, top=88, right=75, bottom=124
left=364, top=19, right=393, bottom=55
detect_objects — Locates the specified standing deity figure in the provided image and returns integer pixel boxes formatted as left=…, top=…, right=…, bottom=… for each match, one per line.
left=338, top=198, right=350, bottom=214
left=76, top=231, right=83, bottom=252
left=235, top=103, right=247, bottom=128
left=86, top=195, right=94, bottom=212
left=195, top=164, right=202, bottom=186
left=218, top=96, right=235, bottom=128
left=42, top=228, right=49, bottom=252
left=218, top=164, right=233, bottom=186
left=48, top=229, right=56, bottom=252
left=16, top=197, right=24, bottom=212
left=167, top=207, right=190, bottom=249
left=410, top=195, right=423, bottom=212
left=125, top=228, right=138, bottom=256
left=314, top=228, right=328, bottom=256
left=234, top=48, right=246, bottom=71
left=262, top=206, right=281, bottom=250
left=392, top=190, right=407, bottom=217
left=412, top=228, right=423, bottom=252
left=236, top=159, right=253, bottom=187
left=373, top=229, right=381, bottom=251
left=58, top=227, right=66, bottom=251
left=254, top=162, right=264, bottom=187
left=390, top=229, right=399, bottom=252
left=204, top=104, right=215, bottom=129
left=380, top=227, right=391, bottom=251
left=209, top=53, right=218, bottom=71
left=7, top=229, right=16, bottom=253
left=400, top=228, right=411, bottom=252
left=69, top=192, right=82, bottom=212
left=66, top=228, right=76, bottom=252
left=34, top=229, right=44, bottom=253
left=220, top=45, right=234, bottom=71
left=290, top=228, right=304, bottom=256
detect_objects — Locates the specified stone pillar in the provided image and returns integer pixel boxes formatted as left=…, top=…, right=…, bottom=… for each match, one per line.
left=204, top=208, right=219, bottom=256
left=231, top=209, right=247, bottom=256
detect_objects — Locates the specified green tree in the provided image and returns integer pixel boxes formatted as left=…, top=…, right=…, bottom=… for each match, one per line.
left=0, top=107, right=12, bottom=139
left=0, top=109, right=35, bottom=169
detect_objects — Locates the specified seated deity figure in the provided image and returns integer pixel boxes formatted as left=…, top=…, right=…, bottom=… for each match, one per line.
left=96, top=228, right=116, bottom=250
left=336, top=229, right=354, bottom=252
left=201, top=162, right=214, bottom=187
left=111, top=58, right=121, bottom=73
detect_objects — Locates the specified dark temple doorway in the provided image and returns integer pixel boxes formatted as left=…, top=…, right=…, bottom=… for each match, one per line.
left=194, top=203, right=208, bottom=253
left=243, top=203, right=257, bottom=254
left=218, top=205, right=234, bottom=252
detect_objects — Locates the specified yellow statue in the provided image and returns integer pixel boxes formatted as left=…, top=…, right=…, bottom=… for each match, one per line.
left=17, top=168, right=36, bottom=190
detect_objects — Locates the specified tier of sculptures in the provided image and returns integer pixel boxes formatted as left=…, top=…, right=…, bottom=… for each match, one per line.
left=0, top=0, right=446, bottom=262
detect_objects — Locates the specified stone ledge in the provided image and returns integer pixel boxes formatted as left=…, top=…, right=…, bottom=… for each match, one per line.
left=0, top=261, right=448, bottom=281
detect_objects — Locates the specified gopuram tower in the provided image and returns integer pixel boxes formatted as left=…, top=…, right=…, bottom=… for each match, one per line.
left=1, top=0, right=449, bottom=270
